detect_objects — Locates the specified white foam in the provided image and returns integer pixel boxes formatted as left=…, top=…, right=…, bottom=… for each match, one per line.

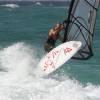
left=0, top=4, right=19, bottom=8
left=0, top=42, right=38, bottom=82
left=35, top=2, right=42, bottom=6
left=0, top=42, right=100, bottom=100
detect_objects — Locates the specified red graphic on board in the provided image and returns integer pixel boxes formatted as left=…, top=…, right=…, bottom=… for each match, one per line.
left=43, top=47, right=73, bottom=71
left=43, top=50, right=60, bottom=71
left=64, top=48, right=72, bottom=54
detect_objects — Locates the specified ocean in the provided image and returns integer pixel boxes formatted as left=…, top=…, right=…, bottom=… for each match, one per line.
left=0, top=3, right=100, bottom=100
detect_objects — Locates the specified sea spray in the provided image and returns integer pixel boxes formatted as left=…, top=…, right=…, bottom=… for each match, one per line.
left=0, top=43, right=100, bottom=100
left=0, top=42, right=39, bottom=81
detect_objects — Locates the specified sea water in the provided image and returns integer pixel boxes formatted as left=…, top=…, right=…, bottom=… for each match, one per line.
left=0, top=3, right=100, bottom=100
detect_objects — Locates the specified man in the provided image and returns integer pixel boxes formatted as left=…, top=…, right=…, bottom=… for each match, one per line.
left=44, top=23, right=65, bottom=52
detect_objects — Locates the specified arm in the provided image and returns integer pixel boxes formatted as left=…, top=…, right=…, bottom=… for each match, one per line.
left=58, top=24, right=65, bottom=42
left=49, top=24, right=65, bottom=36
left=57, top=24, right=65, bottom=31
left=54, top=24, right=65, bottom=34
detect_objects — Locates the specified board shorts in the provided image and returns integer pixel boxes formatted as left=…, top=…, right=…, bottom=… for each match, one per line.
left=46, top=37, right=55, bottom=46
left=44, top=37, right=56, bottom=52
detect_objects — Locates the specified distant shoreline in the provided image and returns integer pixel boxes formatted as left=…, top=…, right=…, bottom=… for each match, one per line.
left=0, top=1, right=70, bottom=6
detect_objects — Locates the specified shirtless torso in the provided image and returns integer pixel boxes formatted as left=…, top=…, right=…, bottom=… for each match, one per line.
left=44, top=23, right=65, bottom=52
left=48, top=24, right=64, bottom=40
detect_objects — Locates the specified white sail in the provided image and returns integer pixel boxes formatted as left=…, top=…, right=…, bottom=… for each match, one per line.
left=63, top=0, right=100, bottom=60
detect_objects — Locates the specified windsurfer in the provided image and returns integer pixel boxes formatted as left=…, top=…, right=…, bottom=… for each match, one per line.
left=44, top=23, right=65, bottom=52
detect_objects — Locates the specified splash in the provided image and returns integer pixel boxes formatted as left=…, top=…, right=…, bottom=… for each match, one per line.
left=0, top=42, right=38, bottom=82
left=0, top=42, right=100, bottom=100
left=0, top=4, right=19, bottom=8
left=35, top=2, right=42, bottom=6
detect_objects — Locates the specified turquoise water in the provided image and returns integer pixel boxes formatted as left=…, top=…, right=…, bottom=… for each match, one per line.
left=0, top=4, right=100, bottom=100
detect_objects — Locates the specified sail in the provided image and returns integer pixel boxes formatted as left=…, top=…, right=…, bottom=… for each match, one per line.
left=63, top=0, right=100, bottom=60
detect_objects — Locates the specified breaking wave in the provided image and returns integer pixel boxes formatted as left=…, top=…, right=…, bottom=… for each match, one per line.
left=0, top=42, right=100, bottom=100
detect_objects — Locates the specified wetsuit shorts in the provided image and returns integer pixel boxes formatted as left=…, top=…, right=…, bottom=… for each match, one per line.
left=46, top=37, right=55, bottom=46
